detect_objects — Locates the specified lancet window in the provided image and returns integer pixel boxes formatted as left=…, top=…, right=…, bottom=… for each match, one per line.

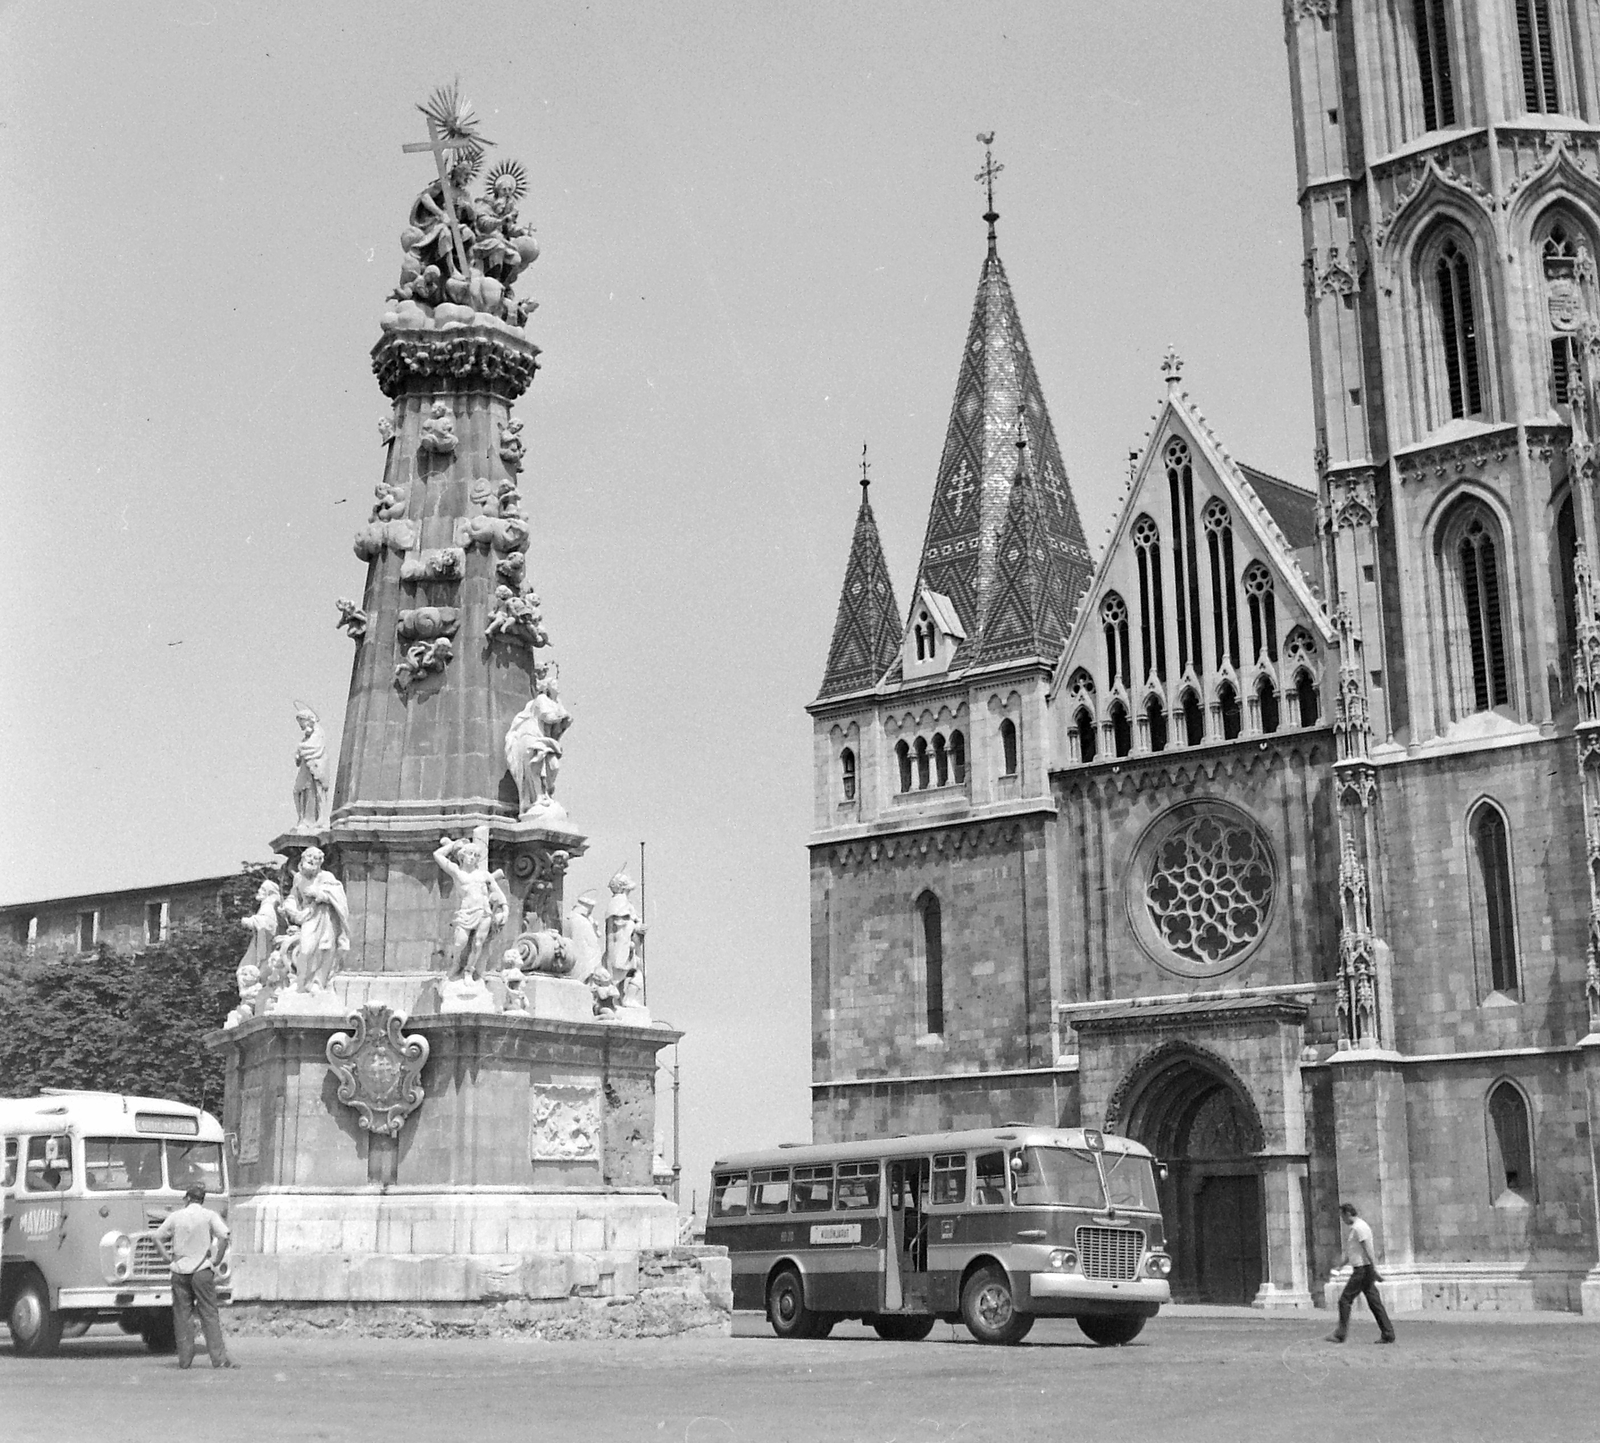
left=1542, top=220, right=1581, bottom=406
left=1132, top=514, right=1167, bottom=683
left=1486, top=1081, right=1533, bottom=1201
left=1203, top=498, right=1241, bottom=670
left=1284, top=627, right=1321, bottom=725
left=1439, top=503, right=1512, bottom=716
left=1166, top=439, right=1204, bottom=675
left=1102, top=592, right=1132, bottom=692
left=1432, top=234, right=1485, bottom=420
left=914, top=736, right=931, bottom=790
left=1000, top=717, right=1019, bottom=776
left=895, top=740, right=912, bottom=793
left=1181, top=689, right=1205, bottom=746
left=1243, top=562, right=1278, bottom=664
left=1144, top=695, right=1169, bottom=752
left=916, top=891, right=945, bottom=1037
left=1218, top=681, right=1243, bottom=741
left=1471, top=802, right=1518, bottom=993
left=1255, top=675, right=1281, bottom=734
left=1109, top=701, right=1132, bottom=759
left=933, top=734, right=949, bottom=787
left=840, top=747, right=856, bottom=802
left=1067, top=671, right=1097, bottom=765
left=950, top=730, right=967, bottom=784
left=1516, top=0, right=1560, bottom=114
left=1413, top=0, right=1456, bottom=132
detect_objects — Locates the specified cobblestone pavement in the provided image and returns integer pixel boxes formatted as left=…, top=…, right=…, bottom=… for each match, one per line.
left=4, top=1310, right=1598, bottom=1443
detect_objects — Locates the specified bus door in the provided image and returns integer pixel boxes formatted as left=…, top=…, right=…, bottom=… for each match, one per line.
left=885, top=1158, right=931, bottom=1312
left=10, top=1135, right=73, bottom=1286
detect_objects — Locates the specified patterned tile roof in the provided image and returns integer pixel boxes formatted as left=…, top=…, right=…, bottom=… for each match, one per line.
left=973, top=439, right=1070, bottom=666
left=816, top=490, right=903, bottom=699
left=912, top=244, right=1093, bottom=667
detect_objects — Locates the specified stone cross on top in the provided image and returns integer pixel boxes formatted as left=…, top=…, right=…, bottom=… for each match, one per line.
left=402, top=82, right=492, bottom=280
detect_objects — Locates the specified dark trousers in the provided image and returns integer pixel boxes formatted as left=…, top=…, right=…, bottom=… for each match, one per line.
left=171, top=1266, right=230, bottom=1368
left=1334, top=1263, right=1394, bottom=1340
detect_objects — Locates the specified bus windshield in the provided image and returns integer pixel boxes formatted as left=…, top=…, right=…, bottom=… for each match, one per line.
left=165, top=1141, right=224, bottom=1193
left=84, top=1138, right=164, bottom=1191
left=1012, top=1147, right=1103, bottom=1208
left=1104, top=1150, right=1160, bottom=1212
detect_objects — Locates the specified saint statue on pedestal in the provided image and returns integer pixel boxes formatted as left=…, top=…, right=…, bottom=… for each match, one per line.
left=434, top=827, right=510, bottom=981
left=293, top=704, right=330, bottom=833
left=282, top=847, right=350, bottom=991
left=505, top=661, right=571, bottom=816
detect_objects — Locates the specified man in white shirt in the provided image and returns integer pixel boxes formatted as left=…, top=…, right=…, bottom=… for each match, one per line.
left=1325, top=1201, right=1395, bottom=1344
left=154, top=1184, right=238, bottom=1369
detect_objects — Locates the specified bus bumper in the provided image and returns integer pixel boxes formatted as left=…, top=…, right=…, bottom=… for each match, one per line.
left=1024, top=1274, right=1170, bottom=1313
left=57, top=1286, right=232, bottom=1310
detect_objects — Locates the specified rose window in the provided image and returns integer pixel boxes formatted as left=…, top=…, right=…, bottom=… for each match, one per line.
left=1142, top=812, right=1273, bottom=967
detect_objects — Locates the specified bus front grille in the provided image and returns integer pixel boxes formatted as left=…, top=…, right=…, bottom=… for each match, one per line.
left=131, top=1237, right=168, bottom=1282
left=1075, top=1226, right=1144, bottom=1281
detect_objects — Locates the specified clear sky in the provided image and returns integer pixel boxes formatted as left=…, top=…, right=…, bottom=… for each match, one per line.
left=0, top=1, right=1311, bottom=1213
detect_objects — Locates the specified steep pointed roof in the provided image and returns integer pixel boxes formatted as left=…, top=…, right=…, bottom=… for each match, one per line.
left=912, top=241, right=1093, bottom=667
left=816, top=484, right=903, bottom=699
left=974, top=433, right=1070, bottom=666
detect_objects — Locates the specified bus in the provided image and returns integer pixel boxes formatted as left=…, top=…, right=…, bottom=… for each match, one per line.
left=1, top=1090, right=231, bottom=1357
left=706, top=1125, right=1171, bottom=1346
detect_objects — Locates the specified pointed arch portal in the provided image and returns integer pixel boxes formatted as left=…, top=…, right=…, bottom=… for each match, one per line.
left=1108, top=1043, right=1266, bottom=1305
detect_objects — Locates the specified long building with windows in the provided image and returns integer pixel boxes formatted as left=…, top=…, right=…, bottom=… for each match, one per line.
left=807, top=0, right=1600, bottom=1312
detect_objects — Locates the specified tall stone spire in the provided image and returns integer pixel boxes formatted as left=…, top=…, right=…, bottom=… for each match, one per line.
left=974, top=408, right=1069, bottom=665
left=817, top=448, right=902, bottom=699
left=912, top=184, right=1092, bottom=667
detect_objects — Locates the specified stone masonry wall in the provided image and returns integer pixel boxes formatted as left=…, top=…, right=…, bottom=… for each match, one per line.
left=812, top=1071, right=1079, bottom=1144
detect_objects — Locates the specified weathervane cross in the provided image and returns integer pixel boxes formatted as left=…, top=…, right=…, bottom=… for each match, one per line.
left=975, top=132, right=1003, bottom=243
left=860, top=442, right=871, bottom=493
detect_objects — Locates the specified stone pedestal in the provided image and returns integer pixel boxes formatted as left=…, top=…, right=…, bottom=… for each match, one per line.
left=209, top=1009, right=693, bottom=1324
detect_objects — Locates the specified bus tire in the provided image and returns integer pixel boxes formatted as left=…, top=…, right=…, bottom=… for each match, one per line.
left=960, top=1265, right=1030, bottom=1346
left=141, top=1312, right=178, bottom=1354
left=1077, top=1314, right=1146, bottom=1346
left=872, top=1315, right=936, bottom=1342
left=766, top=1268, right=819, bottom=1340
left=8, top=1276, right=63, bottom=1358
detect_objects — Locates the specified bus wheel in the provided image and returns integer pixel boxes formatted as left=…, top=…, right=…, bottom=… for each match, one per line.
left=8, top=1277, right=63, bottom=1358
left=766, top=1268, right=819, bottom=1340
left=1077, top=1314, right=1146, bottom=1346
left=960, top=1266, right=1030, bottom=1346
left=140, top=1313, right=178, bottom=1354
left=872, top=1315, right=936, bottom=1342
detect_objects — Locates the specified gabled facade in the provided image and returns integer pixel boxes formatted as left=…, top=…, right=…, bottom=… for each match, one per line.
left=806, top=0, right=1600, bottom=1313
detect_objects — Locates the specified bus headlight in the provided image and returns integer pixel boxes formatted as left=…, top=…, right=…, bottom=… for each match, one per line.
left=1048, top=1249, right=1078, bottom=1271
left=100, top=1231, right=135, bottom=1282
left=1143, top=1252, right=1172, bottom=1278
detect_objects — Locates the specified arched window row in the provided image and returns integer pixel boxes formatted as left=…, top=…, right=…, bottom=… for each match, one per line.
left=893, top=729, right=968, bottom=794
left=1063, top=636, right=1322, bottom=764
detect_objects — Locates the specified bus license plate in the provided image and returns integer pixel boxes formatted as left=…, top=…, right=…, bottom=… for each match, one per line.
left=809, top=1223, right=862, bottom=1246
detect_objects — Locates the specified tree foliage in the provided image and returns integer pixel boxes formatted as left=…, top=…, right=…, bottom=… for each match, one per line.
left=0, top=867, right=275, bottom=1115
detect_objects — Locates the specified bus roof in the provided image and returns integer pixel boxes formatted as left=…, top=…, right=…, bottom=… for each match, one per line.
left=0, top=1091, right=223, bottom=1141
left=712, top=1125, right=1154, bottom=1172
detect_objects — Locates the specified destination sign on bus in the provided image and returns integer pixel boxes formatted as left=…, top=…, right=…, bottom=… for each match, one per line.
left=808, top=1222, right=862, bottom=1246
left=134, top=1113, right=199, bottom=1136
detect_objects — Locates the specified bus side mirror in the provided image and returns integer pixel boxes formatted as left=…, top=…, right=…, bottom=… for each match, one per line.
left=1157, top=1163, right=1170, bottom=1182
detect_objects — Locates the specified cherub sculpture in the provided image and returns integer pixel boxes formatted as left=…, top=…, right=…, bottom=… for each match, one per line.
left=394, top=636, right=453, bottom=694
left=484, top=585, right=548, bottom=647
left=335, top=598, right=368, bottom=639
left=434, top=827, right=509, bottom=982
left=372, top=477, right=409, bottom=521
left=419, top=401, right=458, bottom=455
left=497, top=419, right=525, bottom=474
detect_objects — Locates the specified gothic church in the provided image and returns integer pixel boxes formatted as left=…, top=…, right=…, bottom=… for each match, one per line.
left=809, top=0, right=1600, bottom=1311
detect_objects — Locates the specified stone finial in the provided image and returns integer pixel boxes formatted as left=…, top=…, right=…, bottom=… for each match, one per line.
left=1161, top=346, right=1184, bottom=389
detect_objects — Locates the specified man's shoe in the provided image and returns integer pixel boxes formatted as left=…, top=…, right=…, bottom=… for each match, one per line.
left=1376, top=1336, right=1396, bottom=1345
left=217, top=1359, right=241, bottom=1369
left=1324, top=1333, right=1345, bottom=1343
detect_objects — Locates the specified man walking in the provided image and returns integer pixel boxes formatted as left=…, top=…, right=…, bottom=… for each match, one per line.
left=1326, top=1201, right=1395, bottom=1344
left=155, top=1183, right=239, bottom=1369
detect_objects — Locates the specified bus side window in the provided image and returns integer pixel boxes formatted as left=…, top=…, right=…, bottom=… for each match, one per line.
left=712, top=1172, right=749, bottom=1218
left=931, top=1153, right=966, bottom=1206
left=2, top=1137, right=17, bottom=1190
left=973, top=1151, right=1007, bottom=1207
left=25, top=1135, right=72, bottom=1193
left=750, top=1168, right=790, bottom=1214
left=791, top=1165, right=834, bottom=1212
left=835, top=1161, right=880, bottom=1211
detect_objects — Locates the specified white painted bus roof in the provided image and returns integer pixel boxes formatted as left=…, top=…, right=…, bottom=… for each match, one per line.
left=0, top=1091, right=224, bottom=1140
left=712, top=1126, right=1153, bottom=1172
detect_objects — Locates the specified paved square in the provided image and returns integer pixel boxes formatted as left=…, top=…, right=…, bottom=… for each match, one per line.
left=4, top=1310, right=1598, bottom=1442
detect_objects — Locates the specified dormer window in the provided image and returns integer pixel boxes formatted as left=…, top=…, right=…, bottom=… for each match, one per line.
left=902, top=588, right=966, bottom=679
